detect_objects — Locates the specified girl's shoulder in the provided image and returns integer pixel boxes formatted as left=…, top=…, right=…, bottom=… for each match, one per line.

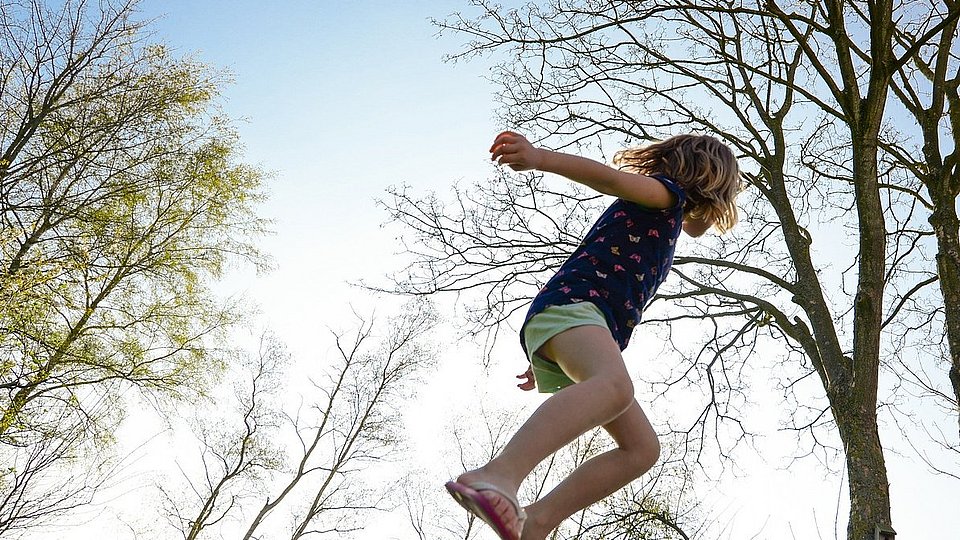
left=651, top=173, right=685, bottom=195
left=614, top=175, right=685, bottom=215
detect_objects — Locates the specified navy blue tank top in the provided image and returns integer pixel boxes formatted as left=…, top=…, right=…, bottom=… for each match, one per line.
left=521, top=175, right=686, bottom=352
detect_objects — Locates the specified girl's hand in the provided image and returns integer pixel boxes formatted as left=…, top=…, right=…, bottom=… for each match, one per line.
left=516, top=365, right=536, bottom=391
left=490, top=131, right=543, bottom=171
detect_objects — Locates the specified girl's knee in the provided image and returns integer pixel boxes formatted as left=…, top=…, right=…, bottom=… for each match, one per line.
left=626, top=432, right=660, bottom=477
left=597, top=376, right=635, bottom=416
left=644, top=434, right=661, bottom=469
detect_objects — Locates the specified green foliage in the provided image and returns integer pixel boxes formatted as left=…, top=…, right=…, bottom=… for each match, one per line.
left=0, top=0, right=269, bottom=533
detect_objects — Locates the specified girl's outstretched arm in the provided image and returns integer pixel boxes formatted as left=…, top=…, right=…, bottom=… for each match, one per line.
left=490, top=131, right=676, bottom=210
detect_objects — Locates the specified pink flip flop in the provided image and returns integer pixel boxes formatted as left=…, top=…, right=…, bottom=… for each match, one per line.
left=444, top=480, right=526, bottom=540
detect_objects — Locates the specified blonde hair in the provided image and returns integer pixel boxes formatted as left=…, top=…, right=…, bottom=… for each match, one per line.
left=613, top=134, right=741, bottom=233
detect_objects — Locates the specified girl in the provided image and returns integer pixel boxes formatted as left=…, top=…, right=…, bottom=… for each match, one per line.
left=445, top=131, right=740, bottom=540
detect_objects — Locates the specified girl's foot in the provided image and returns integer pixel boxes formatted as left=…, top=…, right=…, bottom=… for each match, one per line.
left=446, top=469, right=525, bottom=540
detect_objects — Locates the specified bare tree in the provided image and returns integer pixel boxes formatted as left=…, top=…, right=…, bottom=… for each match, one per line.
left=378, top=1, right=960, bottom=538
left=884, top=0, right=960, bottom=439
left=161, top=299, right=438, bottom=539
left=159, top=334, right=286, bottom=540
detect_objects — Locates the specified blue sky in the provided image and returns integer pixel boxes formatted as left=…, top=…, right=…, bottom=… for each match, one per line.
left=74, top=2, right=959, bottom=539
left=135, top=1, right=502, bottom=350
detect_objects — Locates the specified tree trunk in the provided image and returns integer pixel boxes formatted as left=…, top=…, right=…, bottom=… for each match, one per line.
left=843, top=114, right=891, bottom=538
left=835, top=393, right=891, bottom=539
left=927, top=177, right=960, bottom=436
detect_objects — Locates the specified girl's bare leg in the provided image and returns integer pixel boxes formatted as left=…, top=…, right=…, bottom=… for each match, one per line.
left=456, top=325, right=651, bottom=537
left=519, top=401, right=660, bottom=540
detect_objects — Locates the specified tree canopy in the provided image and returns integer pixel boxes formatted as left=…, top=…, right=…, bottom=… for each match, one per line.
left=0, top=0, right=268, bottom=532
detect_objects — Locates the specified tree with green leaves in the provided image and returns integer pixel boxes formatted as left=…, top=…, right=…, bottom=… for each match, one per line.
left=381, top=1, right=960, bottom=538
left=0, top=0, right=267, bottom=533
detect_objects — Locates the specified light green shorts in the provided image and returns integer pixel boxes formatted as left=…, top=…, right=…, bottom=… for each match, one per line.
left=522, top=302, right=611, bottom=394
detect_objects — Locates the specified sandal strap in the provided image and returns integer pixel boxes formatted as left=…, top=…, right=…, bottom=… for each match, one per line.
left=467, top=481, right=528, bottom=520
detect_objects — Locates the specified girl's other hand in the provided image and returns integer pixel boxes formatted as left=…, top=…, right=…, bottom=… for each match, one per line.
left=516, top=365, right=536, bottom=391
left=490, top=131, right=543, bottom=171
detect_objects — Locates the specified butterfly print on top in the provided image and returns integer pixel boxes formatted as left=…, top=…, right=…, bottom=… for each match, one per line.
left=520, top=175, right=686, bottom=352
